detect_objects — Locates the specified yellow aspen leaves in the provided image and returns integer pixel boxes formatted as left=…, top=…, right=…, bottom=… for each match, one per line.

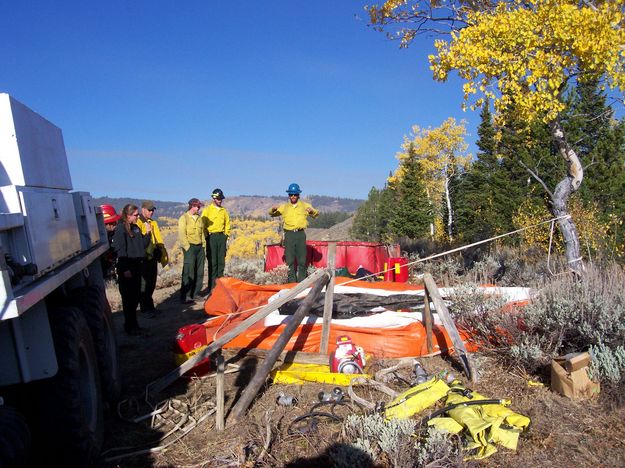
left=226, top=219, right=281, bottom=260
left=390, top=117, right=471, bottom=238
left=370, top=0, right=625, bottom=127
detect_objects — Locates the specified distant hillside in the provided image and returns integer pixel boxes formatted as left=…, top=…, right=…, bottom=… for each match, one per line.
left=93, top=197, right=186, bottom=221
left=93, top=195, right=363, bottom=220
left=306, top=216, right=355, bottom=241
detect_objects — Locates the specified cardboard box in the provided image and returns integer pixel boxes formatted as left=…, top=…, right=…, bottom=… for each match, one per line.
left=551, top=353, right=600, bottom=400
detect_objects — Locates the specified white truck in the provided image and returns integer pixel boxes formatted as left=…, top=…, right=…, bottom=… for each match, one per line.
left=0, top=94, right=119, bottom=467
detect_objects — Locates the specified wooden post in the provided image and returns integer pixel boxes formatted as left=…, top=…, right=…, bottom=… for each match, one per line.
left=423, top=289, right=433, bottom=354
left=215, top=352, right=225, bottom=431
left=230, top=272, right=330, bottom=422
left=320, top=242, right=336, bottom=354
left=146, top=268, right=328, bottom=395
left=422, top=273, right=476, bottom=382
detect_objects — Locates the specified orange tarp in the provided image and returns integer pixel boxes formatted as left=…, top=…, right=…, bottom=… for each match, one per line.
left=201, top=277, right=478, bottom=358
left=204, top=276, right=428, bottom=316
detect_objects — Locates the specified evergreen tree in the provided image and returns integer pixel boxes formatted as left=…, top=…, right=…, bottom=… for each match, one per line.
left=563, top=78, right=625, bottom=254
left=452, top=102, right=511, bottom=241
left=497, top=103, right=560, bottom=235
left=564, top=78, right=625, bottom=213
left=389, top=144, right=432, bottom=239
left=350, top=186, right=394, bottom=242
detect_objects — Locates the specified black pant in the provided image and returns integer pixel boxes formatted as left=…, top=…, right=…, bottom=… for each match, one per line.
left=140, top=257, right=158, bottom=311
left=117, top=258, right=142, bottom=331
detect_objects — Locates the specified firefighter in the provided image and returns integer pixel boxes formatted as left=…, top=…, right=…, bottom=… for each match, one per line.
left=137, top=200, right=169, bottom=317
left=178, top=198, right=206, bottom=303
left=269, top=183, right=318, bottom=282
left=201, top=188, right=230, bottom=293
left=100, top=204, right=120, bottom=279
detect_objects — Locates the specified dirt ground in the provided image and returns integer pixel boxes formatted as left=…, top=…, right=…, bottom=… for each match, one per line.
left=100, top=281, right=625, bottom=468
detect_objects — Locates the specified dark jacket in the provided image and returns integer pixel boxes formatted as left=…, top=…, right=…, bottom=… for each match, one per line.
left=112, top=222, right=150, bottom=274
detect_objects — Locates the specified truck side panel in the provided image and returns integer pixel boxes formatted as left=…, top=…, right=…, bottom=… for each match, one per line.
left=0, top=301, right=56, bottom=385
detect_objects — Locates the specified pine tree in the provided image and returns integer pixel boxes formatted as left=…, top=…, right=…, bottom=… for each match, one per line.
left=389, top=144, right=432, bottom=239
left=350, top=186, right=394, bottom=242
left=497, top=104, right=560, bottom=232
left=563, top=78, right=625, bottom=255
left=565, top=78, right=625, bottom=212
left=452, top=102, right=509, bottom=241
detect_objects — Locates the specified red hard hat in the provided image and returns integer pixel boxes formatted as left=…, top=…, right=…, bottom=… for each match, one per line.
left=100, top=204, right=120, bottom=224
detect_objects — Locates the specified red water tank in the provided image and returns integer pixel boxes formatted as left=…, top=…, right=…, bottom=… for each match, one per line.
left=384, top=257, right=409, bottom=282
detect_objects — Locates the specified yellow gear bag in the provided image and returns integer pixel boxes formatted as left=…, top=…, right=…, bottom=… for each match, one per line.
left=436, top=384, right=530, bottom=459
left=427, top=416, right=463, bottom=434
left=385, top=377, right=450, bottom=419
left=270, top=363, right=370, bottom=385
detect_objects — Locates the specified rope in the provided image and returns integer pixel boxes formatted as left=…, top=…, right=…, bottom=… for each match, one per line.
left=104, top=398, right=216, bottom=462
left=339, top=214, right=572, bottom=285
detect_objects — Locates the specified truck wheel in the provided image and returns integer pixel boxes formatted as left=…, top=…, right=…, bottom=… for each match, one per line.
left=70, top=285, right=122, bottom=404
left=34, top=306, right=104, bottom=467
left=0, top=404, right=31, bottom=467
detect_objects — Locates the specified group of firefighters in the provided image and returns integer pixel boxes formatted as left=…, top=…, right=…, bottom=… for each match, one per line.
left=100, top=182, right=318, bottom=335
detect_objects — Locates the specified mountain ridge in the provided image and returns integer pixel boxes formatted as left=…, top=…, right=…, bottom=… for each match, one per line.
left=93, top=195, right=363, bottom=220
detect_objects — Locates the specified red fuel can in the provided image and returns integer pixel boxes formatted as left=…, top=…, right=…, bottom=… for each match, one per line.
left=385, top=257, right=409, bottom=282
left=383, top=261, right=395, bottom=282
left=173, top=323, right=211, bottom=376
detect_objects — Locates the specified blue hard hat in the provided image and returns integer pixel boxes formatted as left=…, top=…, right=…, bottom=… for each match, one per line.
left=286, top=183, right=302, bottom=195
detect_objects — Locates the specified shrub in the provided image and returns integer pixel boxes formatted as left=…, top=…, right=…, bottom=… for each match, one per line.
left=225, top=258, right=265, bottom=283
left=521, top=265, right=625, bottom=353
left=589, top=343, right=625, bottom=384
left=224, top=258, right=290, bottom=285
left=506, top=265, right=625, bottom=384
left=341, top=414, right=463, bottom=467
left=343, top=414, right=416, bottom=467
left=416, top=427, right=462, bottom=467
left=409, top=253, right=463, bottom=286
left=447, top=283, right=512, bottom=347
left=508, top=335, right=551, bottom=373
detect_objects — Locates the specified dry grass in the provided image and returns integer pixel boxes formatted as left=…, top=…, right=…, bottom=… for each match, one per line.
left=101, top=241, right=625, bottom=467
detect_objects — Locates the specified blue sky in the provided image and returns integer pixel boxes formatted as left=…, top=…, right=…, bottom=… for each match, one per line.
left=1, top=1, right=476, bottom=201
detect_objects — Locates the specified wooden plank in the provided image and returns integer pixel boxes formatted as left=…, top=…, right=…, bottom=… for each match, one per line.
left=215, top=353, right=225, bottom=431
left=423, top=289, right=433, bottom=354
left=422, top=273, right=476, bottom=382
left=224, top=348, right=329, bottom=366
left=230, top=273, right=330, bottom=422
left=320, top=242, right=336, bottom=354
left=146, top=268, right=328, bottom=395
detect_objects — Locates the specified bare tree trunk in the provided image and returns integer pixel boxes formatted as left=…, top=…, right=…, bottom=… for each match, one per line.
left=444, top=175, right=453, bottom=241
left=550, top=121, right=585, bottom=276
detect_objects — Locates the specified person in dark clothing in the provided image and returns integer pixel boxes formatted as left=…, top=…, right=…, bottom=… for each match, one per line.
left=112, top=204, right=151, bottom=335
left=100, top=203, right=121, bottom=279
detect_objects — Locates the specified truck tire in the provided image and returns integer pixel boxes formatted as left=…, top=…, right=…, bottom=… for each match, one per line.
left=0, top=404, right=31, bottom=468
left=70, top=285, right=122, bottom=404
left=33, top=306, right=104, bottom=467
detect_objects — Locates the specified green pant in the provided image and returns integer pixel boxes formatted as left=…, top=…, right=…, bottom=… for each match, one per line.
left=284, top=230, right=307, bottom=282
left=207, top=232, right=227, bottom=291
left=181, top=244, right=205, bottom=301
